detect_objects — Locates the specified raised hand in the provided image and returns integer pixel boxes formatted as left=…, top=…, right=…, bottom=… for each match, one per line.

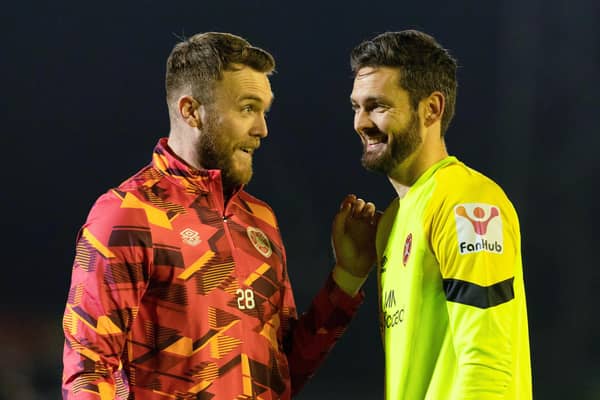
left=331, top=194, right=381, bottom=278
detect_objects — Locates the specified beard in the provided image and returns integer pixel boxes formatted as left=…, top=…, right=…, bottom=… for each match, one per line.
left=197, top=114, right=253, bottom=190
left=361, top=111, right=422, bottom=175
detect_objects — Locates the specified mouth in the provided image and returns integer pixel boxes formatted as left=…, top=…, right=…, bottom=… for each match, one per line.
left=238, top=145, right=257, bottom=155
left=236, top=143, right=261, bottom=161
left=365, top=134, right=388, bottom=149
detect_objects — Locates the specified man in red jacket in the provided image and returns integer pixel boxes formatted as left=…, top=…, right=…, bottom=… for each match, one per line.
left=62, top=32, right=378, bottom=399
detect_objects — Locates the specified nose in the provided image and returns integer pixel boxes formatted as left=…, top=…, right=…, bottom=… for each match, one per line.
left=354, top=108, right=374, bottom=135
left=251, top=113, right=268, bottom=138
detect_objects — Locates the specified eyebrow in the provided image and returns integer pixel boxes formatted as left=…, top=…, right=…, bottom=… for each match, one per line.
left=350, top=95, right=392, bottom=105
left=238, top=93, right=275, bottom=110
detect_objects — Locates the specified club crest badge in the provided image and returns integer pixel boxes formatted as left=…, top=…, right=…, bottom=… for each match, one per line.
left=246, top=226, right=272, bottom=258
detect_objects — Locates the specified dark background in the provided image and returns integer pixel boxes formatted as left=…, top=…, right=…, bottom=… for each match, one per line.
left=2, top=0, right=599, bottom=398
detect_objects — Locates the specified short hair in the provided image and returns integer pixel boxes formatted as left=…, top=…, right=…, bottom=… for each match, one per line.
left=350, top=30, right=458, bottom=136
left=165, top=32, right=275, bottom=109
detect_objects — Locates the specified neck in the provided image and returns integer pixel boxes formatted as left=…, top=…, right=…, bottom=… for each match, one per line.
left=388, top=129, right=448, bottom=196
left=389, top=178, right=411, bottom=198
left=223, top=183, right=237, bottom=203
left=167, top=127, right=241, bottom=206
left=167, top=125, right=203, bottom=170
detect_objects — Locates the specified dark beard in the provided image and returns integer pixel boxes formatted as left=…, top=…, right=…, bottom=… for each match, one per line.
left=361, top=111, right=422, bottom=175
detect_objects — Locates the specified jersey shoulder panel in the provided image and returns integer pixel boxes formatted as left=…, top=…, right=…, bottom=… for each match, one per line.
left=82, top=189, right=153, bottom=253
left=103, top=164, right=189, bottom=232
left=81, top=165, right=163, bottom=251
left=117, top=163, right=163, bottom=192
left=424, top=162, right=520, bottom=302
left=424, top=162, right=518, bottom=238
left=431, top=162, right=512, bottom=206
left=237, top=190, right=280, bottom=230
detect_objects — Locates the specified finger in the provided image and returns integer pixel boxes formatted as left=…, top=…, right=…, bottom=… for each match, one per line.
left=351, top=198, right=366, bottom=217
left=340, top=194, right=357, bottom=211
left=371, top=210, right=384, bottom=226
left=333, top=195, right=354, bottom=236
left=360, top=202, right=376, bottom=218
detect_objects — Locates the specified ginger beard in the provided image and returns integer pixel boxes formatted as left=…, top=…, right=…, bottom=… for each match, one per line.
left=197, top=110, right=256, bottom=189
left=361, top=109, right=422, bottom=175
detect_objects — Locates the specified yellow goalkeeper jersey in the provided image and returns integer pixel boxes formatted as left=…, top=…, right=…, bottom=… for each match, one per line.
left=376, top=156, right=532, bottom=400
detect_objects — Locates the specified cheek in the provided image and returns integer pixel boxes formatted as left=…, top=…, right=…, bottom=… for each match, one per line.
left=370, top=114, right=392, bottom=132
left=227, top=117, right=252, bottom=137
left=215, top=119, right=244, bottom=147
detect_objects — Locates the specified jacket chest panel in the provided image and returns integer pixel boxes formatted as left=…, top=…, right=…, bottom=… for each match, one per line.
left=145, top=204, right=284, bottom=328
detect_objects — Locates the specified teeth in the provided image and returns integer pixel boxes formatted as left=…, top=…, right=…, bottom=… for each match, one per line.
left=367, top=136, right=386, bottom=145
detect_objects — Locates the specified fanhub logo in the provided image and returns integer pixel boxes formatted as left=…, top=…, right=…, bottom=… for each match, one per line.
left=454, top=203, right=503, bottom=254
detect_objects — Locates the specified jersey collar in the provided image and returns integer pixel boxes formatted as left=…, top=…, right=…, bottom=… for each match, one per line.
left=151, top=137, right=241, bottom=194
left=408, top=156, right=459, bottom=193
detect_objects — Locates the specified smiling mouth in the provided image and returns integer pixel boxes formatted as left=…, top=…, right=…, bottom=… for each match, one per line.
left=366, top=135, right=388, bottom=147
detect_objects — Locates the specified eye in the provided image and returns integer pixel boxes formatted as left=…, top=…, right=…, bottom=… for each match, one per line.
left=242, top=104, right=255, bottom=113
left=374, top=103, right=389, bottom=112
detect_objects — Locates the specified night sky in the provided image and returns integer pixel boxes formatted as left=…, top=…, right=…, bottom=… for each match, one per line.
left=2, top=1, right=599, bottom=398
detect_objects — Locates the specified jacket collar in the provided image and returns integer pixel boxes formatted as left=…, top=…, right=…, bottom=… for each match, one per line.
left=152, top=137, right=235, bottom=194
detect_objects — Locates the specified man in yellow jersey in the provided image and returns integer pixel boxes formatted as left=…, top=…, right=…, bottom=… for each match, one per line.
left=349, top=30, right=532, bottom=399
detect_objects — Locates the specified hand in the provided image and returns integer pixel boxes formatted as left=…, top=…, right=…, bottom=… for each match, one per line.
left=332, top=194, right=381, bottom=278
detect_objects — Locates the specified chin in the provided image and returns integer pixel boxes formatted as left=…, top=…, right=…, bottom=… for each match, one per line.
left=362, top=160, right=389, bottom=174
left=230, top=169, right=253, bottom=187
left=224, top=158, right=253, bottom=186
left=362, top=150, right=393, bottom=174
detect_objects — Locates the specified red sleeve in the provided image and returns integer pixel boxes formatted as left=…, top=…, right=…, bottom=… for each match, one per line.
left=281, top=271, right=365, bottom=396
left=62, top=191, right=151, bottom=399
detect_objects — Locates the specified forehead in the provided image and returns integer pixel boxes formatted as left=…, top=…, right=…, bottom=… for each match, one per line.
left=216, top=65, right=273, bottom=105
left=351, top=66, right=406, bottom=101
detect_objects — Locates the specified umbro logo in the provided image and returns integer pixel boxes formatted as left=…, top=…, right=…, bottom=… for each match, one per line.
left=380, top=255, right=388, bottom=273
left=180, top=228, right=201, bottom=246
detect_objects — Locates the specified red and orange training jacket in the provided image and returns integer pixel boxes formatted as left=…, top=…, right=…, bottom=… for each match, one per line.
left=62, top=138, right=364, bottom=399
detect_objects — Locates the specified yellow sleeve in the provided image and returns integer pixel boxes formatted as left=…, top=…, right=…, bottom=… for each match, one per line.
left=427, top=168, right=520, bottom=399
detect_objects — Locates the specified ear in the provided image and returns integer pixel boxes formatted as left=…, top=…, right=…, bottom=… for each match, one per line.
left=421, top=91, right=445, bottom=128
left=178, top=96, right=202, bottom=128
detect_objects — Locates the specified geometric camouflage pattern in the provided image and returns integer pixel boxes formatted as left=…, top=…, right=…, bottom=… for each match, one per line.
left=62, top=138, right=363, bottom=400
